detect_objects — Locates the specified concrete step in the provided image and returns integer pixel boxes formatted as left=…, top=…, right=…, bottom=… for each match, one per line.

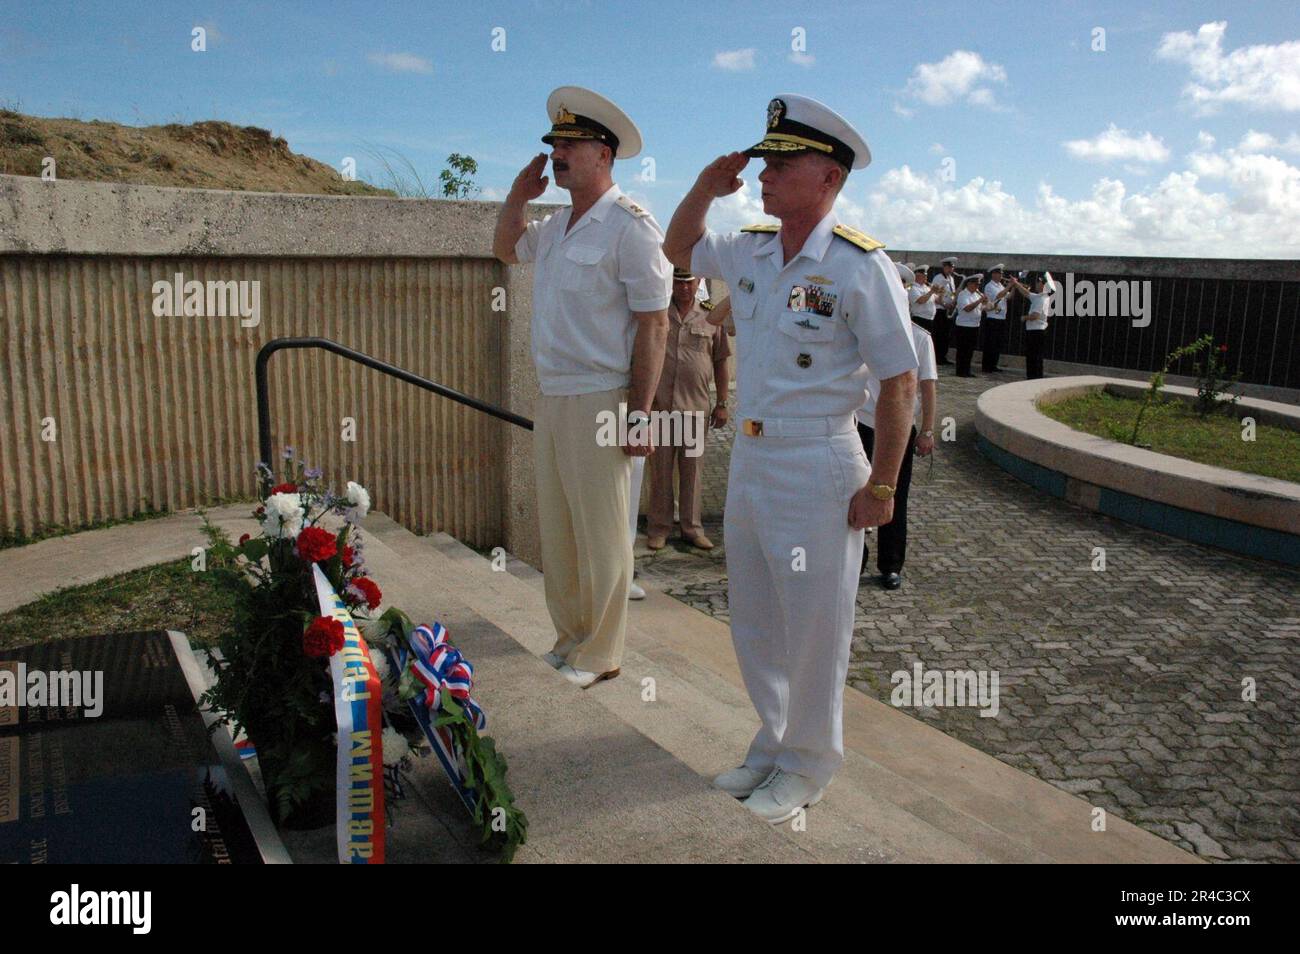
left=348, top=515, right=801, bottom=863
left=388, top=519, right=1198, bottom=864
left=3, top=503, right=1196, bottom=863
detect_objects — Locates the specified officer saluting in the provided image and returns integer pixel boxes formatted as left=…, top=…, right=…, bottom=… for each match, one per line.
left=493, top=87, right=672, bottom=688
left=664, top=94, right=918, bottom=823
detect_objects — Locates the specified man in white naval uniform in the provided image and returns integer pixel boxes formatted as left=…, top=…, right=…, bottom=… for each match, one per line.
left=665, top=94, right=918, bottom=823
left=931, top=257, right=958, bottom=365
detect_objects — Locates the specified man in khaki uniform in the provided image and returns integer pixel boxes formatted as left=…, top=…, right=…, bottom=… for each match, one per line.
left=492, top=86, right=671, bottom=689
left=646, top=267, right=731, bottom=551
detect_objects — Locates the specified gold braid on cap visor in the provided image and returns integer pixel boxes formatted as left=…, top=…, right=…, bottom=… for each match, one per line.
left=756, top=133, right=834, bottom=154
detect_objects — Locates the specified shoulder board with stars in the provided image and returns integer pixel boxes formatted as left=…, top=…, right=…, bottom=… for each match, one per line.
left=832, top=224, right=885, bottom=253
left=615, top=194, right=650, bottom=217
left=740, top=223, right=780, bottom=233
left=701, top=299, right=715, bottom=311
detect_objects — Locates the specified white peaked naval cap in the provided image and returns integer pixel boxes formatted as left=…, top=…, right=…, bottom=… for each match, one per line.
left=895, top=261, right=915, bottom=286
left=542, top=86, right=643, bottom=159
left=745, top=93, right=872, bottom=169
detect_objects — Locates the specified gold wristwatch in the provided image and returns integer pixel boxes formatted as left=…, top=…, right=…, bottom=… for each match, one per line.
left=867, top=481, right=895, bottom=500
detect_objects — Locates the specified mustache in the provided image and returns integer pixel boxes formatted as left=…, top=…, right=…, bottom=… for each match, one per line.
left=553, top=161, right=569, bottom=172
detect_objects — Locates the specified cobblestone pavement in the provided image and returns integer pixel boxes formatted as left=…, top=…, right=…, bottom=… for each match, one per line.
left=636, top=366, right=1300, bottom=863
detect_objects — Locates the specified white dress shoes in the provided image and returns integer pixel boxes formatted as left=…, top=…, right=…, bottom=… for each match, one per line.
left=628, top=581, right=646, bottom=600
left=557, top=663, right=620, bottom=689
left=712, top=764, right=775, bottom=799
left=742, top=769, right=826, bottom=824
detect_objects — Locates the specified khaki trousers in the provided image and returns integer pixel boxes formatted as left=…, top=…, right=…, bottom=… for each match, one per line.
left=647, top=440, right=704, bottom=539
left=533, top=388, right=632, bottom=674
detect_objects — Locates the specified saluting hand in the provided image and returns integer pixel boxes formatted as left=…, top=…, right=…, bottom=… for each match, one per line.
left=695, top=152, right=749, bottom=198
left=509, top=153, right=549, bottom=202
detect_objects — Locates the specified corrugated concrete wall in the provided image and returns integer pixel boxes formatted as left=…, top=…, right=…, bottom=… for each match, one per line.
left=0, top=174, right=553, bottom=563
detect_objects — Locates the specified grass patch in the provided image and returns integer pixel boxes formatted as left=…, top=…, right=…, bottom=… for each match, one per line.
left=1040, top=391, right=1300, bottom=483
left=0, top=557, right=241, bottom=651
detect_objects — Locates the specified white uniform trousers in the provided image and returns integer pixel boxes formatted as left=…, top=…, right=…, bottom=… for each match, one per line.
left=724, top=421, right=870, bottom=787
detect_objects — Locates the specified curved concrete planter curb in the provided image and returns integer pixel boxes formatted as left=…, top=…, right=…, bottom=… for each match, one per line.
left=974, top=376, right=1300, bottom=566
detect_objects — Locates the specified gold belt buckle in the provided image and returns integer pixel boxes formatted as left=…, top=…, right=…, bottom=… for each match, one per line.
left=743, top=419, right=764, bottom=437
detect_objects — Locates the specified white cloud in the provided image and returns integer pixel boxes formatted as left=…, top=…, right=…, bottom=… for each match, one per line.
left=1156, top=21, right=1300, bottom=113
left=854, top=148, right=1300, bottom=257
left=1063, top=124, right=1171, bottom=164
left=1237, top=130, right=1300, bottom=155
left=707, top=180, right=775, bottom=232
left=929, top=143, right=946, bottom=156
left=901, top=51, right=1008, bottom=109
left=712, top=48, right=756, bottom=71
left=368, top=51, right=433, bottom=74
left=788, top=51, right=815, bottom=67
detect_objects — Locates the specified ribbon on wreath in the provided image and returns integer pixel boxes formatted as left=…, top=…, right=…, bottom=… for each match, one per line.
left=311, top=564, right=385, bottom=865
left=396, top=622, right=487, bottom=813
left=402, top=623, right=487, bottom=730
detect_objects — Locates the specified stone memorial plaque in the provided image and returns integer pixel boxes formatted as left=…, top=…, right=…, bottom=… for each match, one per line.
left=0, top=630, right=288, bottom=864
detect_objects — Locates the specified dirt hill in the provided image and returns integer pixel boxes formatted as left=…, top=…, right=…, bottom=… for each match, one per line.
left=0, top=110, right=395, bottom=196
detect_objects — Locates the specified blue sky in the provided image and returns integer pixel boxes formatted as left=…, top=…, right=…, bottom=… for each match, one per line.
left=3, top=0, right=1298, bottom=256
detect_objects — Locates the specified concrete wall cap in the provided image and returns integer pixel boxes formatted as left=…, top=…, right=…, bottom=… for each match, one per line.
left=975, top=376, right=1300, bottom=534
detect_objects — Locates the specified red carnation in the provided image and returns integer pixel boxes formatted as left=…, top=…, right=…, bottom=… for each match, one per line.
left=296, top=526, right=337, bottom=563
left=341, top=545, right=355, bottom=569
left=1218, top=344, right=1228, bottom=353
left=347, top=576, right=382, bottom=610
left=302, top=616, right=345, bottom=658
left=271, top=482, right=298, bottom=495
left=238, top=533, right=251, bottom=546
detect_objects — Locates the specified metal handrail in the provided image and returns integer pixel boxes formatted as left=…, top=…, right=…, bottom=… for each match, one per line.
left=255, top=337, right=532, bottom=488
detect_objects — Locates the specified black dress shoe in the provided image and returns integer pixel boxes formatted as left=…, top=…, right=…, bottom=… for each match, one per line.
left=880, top=572, right=902, bottom=590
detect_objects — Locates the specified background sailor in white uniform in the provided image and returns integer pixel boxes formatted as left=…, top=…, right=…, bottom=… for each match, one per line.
left=664, top=94, right=918, bottom=824
left=856, top=261, right=939, bottom=590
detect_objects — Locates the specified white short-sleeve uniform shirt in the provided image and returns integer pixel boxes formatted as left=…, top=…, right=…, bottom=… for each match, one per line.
left=514, top=184, right=672, bottom=396
left=1025, top=290, right=1054, bottom=331
left=932, top=271, right=956, bottom=311
left=983, top=280, right=1008, bottom=320
left=908, top=283, right=937, bottom=321
left=689, top=211, right=917, bottom=422
left=955, top=288, right=984, bottom=327
left=856, top=323, right=937, bottom=429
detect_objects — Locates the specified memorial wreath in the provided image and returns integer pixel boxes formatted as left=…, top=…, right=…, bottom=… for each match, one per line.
left=199, top=449, right=527, bottom=862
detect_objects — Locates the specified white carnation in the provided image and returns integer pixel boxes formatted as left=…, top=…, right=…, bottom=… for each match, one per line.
left=262, top=492, right=304, bottom=539
left=368, top=646, right=391, bottom=681
left=346, top=481, right=371, bottom=519
left=381, top=726, right=410, bottom=766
